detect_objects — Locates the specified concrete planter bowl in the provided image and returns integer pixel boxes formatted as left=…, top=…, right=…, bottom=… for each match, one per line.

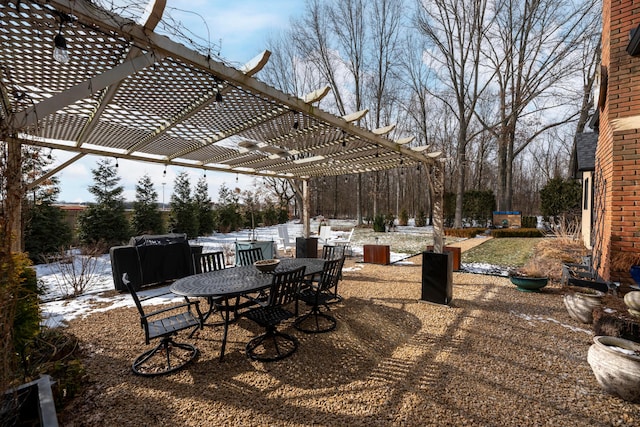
left=623, top=291, right=640, bottom=317
left=509, top=275, right=548, bottom=292
left=587, top=336, right=640, bottom=403
left=563, top=286, right=605, bottom=324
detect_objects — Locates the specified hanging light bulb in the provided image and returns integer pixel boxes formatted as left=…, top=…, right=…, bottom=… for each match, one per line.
left=115, top=158, right=119, bottom=168
left=47, top=149, right=52, bottom=160
left=53, top=26, right=70, bottom=64
left=163, top=166, right=167, bottom=176
left=236, top=174, right=239, bottom=183
left=215, top=91, right=223, bottom=103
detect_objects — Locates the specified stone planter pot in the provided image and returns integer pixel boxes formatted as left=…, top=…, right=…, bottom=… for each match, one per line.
left=509, top=275, right=548, bottom=292
left=563, top=286, right=605, bottom=324
left=623, top=291, right=640, bottom=317
left=587, top=336, right=640, bottom=402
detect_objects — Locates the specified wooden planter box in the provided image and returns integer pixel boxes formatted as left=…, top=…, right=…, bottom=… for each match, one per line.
left=363, top=245, right=390, bottom=265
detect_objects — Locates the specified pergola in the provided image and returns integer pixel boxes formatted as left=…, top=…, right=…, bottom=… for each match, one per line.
left=0, top=0, right=444, bottom=252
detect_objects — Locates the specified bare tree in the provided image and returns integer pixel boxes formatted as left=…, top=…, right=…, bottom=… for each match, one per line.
left=416, top=0, right=493, bottom=228
left=481, top=0, right=599, bottom=210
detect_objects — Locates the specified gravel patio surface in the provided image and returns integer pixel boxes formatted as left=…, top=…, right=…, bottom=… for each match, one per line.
left=59, top=254, right=640, bottom=426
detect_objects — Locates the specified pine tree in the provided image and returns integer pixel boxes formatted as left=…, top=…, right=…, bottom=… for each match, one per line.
left=214, top=183, right=242, bottom=233
left=23, top=150, right=72, bottom=261
left=24, top=176, right=72, bottom=262
left=77, top=158, right=131, bottom=249
left=194, top=176, right=214, bottom=236
left=132, top=174, right=164, bottom=235
left=169, top=171, right=198, bottom=239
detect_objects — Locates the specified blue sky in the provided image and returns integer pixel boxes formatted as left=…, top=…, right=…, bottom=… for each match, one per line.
left=53, top=0, right=303, bottom=203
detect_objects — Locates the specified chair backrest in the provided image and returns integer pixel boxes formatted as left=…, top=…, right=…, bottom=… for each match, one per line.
left=237, top=247, right=264, bottom=266
left=277, top=224, right=289, bottom=241
left=122, top=273, right=146, bottom=318
left=319, top=225, right=332, bottom=241
left=322, top=245, right=345, bottom=260
left=197, top=251, right=226, bottom=272
left=317, top=257, right=343, bottom=293
left=268, top=266, right=306, bottom=307
left=344, top=228, right=354, bottom=242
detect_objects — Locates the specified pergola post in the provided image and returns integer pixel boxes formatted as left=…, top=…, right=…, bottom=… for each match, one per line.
left=430, top=161, right=445, bottom=253
left=5, top=137, right=23, bottom=252
left=302, top=179, right=310, bottom=238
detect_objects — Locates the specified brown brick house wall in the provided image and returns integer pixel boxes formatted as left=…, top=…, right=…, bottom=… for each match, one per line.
left=596, top=0, right=640, bottom=282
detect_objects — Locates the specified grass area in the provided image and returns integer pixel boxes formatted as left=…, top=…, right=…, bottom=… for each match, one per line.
left=461, top=237, right=544, bottom=268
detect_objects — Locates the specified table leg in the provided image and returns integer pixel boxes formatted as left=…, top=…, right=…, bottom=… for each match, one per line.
left=219, top=298, right=232, bottom=362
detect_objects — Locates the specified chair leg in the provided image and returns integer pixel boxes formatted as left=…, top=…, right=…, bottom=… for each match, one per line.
left=246, top=329, right=298, bottom=362
left=326, top=283, right=343, bottom=305
left=132, top=337, right=198, bottom=376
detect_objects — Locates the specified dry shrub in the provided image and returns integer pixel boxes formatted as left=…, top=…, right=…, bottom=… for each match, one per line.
left=45, top=245, right=101, bottom=298
left=537, top=239, right=588, bottom=264
left=524, top=238, right=590, bottom=281
left=610, top=252, right=640, bottom=272
left=549, top=218, right=581, bottom=244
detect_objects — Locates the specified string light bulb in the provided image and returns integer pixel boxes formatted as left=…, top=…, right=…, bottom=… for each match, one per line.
left=53, top=26, right=69, bottom=64
left=115, top=158, right=119, bottom=168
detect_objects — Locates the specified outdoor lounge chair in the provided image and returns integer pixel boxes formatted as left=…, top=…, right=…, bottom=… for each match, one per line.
left=294, top=257, right=344, bottom=333
left=318, top=225, right=332, bottom=245
left=122, top=273, right=203, bottom=376
left=327, top=228, right=354, bottom=256
left=277, top=224, right=296, bottom=255
left=243, top=266, right=306, bottom=362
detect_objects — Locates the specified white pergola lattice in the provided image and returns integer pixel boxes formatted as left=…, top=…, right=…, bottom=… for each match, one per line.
left=0, top=0, right=444, bottom=249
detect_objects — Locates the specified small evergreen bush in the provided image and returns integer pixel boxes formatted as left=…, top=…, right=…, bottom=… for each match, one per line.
left=415, top=210, right=427, bottom=227
left=399, top=209, right=409, bottom=226
left=490, top=228, right=544, bottom=238
left=445, top=228, right=486, bottom=238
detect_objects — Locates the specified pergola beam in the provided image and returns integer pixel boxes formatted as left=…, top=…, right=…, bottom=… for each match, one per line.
left=10, top=51, right=162, bottom=130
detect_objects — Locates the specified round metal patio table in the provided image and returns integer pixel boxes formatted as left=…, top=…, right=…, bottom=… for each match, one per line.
left=170, top=258, right=326, bottom=360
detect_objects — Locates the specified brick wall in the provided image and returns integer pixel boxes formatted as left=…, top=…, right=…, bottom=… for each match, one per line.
left=596, top=0, right=640, bottom=281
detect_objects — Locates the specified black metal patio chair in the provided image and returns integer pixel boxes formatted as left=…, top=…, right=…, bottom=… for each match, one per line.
left=197, top=251, right=226, bottom=273
left=243, top=266, right=306, bottom=362
left=319, top=246, right=345, bottom=303
left=236, top=247, right=264, bottom=266
left=196, top=251, right=258, bottom=326
left=122, top=273, right=203, bottom=376
left=294, top=257, right=343, bottom=334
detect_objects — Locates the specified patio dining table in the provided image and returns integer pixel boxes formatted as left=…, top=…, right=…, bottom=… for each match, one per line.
left=170, top=258, right=326, bottom=360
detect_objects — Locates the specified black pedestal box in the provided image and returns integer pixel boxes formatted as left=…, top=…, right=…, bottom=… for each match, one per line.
left=421, top=251, right=453, bottom=305
left=296, top=237, right=318, bottom=258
